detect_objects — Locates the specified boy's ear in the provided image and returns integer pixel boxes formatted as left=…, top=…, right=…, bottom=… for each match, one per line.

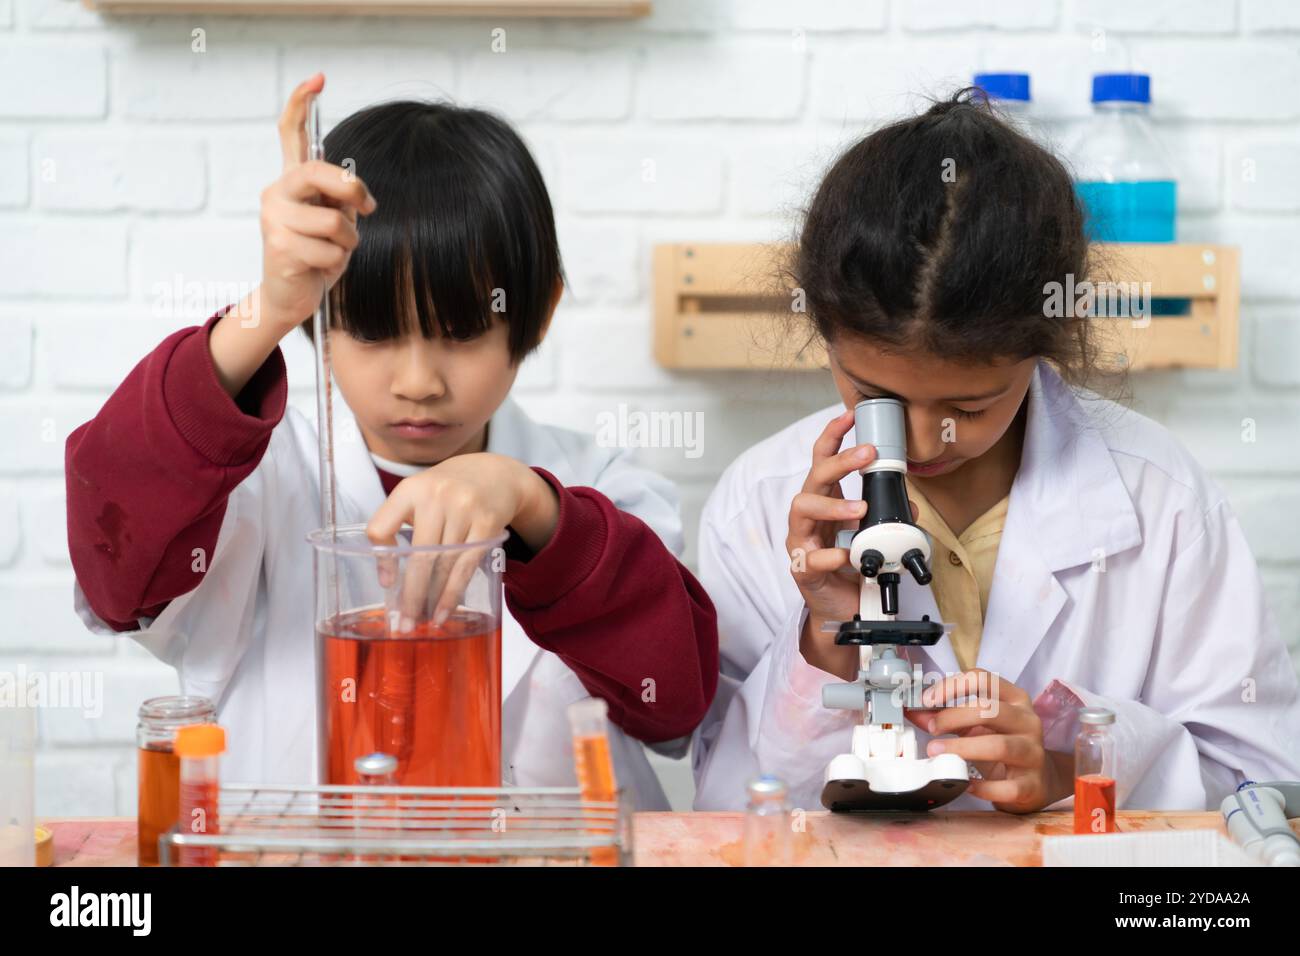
left=535, top=277, right=564, bottom=346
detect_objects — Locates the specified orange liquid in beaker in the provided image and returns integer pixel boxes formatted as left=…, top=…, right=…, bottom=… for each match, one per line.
left=573, top=733, right=618, bottom=866
left=320, top=608, right=502, bottom=788
left=1073, top=773, right=1116, bottom=834
left=178, top=778, right=220, bottom=866
left=137, top=744, right=180, bottom=866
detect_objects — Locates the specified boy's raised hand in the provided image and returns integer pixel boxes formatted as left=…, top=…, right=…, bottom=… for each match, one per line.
left=258, top=73, right=378, bottom=333
left=365, top=454, right=560, bottom=630
left=208, top=74, right=379, bottom=401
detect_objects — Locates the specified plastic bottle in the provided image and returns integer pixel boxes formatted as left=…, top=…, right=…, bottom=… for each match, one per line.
left=1071, top=73, right=1177, bottom=243
left=972, top=71, right=1032, bottom=125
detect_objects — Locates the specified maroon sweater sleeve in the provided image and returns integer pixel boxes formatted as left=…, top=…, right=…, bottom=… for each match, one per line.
left=504, top=468, right=719, bottom=744
left=66, top=309, right=288, bottom=631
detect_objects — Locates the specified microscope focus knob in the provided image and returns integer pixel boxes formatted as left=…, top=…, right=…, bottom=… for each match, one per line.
left=902, top=549, right=932, bottom=585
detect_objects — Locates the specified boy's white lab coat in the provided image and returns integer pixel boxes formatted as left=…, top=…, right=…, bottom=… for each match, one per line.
left=74, top=394, right=686, bottom=810
left=692, top=359, right=1300, bottom=812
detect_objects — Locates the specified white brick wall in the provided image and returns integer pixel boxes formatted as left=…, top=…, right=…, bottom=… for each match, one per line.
left=2, top=0, right=1298, bottom=817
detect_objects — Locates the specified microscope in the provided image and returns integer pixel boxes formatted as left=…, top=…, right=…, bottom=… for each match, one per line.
left=820, top=398, right=972, bottom=812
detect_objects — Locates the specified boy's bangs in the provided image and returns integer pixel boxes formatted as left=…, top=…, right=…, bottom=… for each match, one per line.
left=311, top=100, right=561, bottom=359
left=330, top=203, right=500, bottom=343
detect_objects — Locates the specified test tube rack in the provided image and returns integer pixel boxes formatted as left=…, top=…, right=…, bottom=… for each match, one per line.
left=158, top=783, right=630, bottom=866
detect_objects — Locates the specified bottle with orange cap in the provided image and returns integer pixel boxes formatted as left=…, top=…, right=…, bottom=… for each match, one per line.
left=173, top=723, right=226, bottom=866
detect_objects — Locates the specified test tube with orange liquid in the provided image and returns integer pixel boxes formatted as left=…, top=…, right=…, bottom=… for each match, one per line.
left=1073, top=707, right=1117, bottom=835
left=566, top=698, right=619, bottom=867
left=174, top=724, right=226, bottom=866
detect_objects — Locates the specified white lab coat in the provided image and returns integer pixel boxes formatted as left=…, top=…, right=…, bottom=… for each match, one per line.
left=74, top=392, right=687, bottom=810
left=692, top=359, right=1300, bottom=812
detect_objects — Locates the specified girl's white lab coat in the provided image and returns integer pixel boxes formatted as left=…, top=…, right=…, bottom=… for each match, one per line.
left=74, top=393, right=687, bottom=810
left=692, top=359, right=1300, bottom=812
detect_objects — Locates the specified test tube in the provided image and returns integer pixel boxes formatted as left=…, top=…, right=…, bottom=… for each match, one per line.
left=136, top=696, right=214, bottom=866
left=174, top=724, right=226, bottom=866
left=1073, top=707, right=1117, bottom=835
left=566, top=698, right=618, bottom=866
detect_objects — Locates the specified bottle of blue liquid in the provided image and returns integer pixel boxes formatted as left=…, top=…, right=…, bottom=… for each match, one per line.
left=1072, top=73, right=1177, bottom=243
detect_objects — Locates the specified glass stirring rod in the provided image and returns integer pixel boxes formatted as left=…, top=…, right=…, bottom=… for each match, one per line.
left=308, top=95, right=341, bottom=626
left=308, top=96, right=338, bottom=538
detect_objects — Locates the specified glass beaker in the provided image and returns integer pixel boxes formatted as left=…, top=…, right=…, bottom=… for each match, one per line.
left=0, top=683, right=35, bottom=867
left=309, top=525, right=506, bottom=788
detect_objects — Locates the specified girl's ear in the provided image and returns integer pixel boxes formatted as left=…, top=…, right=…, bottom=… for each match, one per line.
left=535, top=277, right=564, bottom=347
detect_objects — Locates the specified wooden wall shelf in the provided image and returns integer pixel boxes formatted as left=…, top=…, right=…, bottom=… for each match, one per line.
left=653, top=242, right=1240, bottom=373
left=82, top=0, right=648, bottom=16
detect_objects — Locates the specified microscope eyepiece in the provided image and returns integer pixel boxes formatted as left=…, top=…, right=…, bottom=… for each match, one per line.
left=901, top=549, right=932, bottom=586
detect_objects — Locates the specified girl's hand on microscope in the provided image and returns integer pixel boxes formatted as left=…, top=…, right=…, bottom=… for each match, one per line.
left=788, top=409, right=916, bottom=681
left=367, top=453, right=559, bottom=629
left=906, top=669, right=1074, bottom=813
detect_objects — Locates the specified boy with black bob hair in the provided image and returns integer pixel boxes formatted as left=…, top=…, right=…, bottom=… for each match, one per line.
left=67, top=74, right=718, bottom=808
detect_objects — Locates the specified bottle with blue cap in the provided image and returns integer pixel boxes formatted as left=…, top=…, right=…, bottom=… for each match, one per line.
left=1071, top=72, right=1177, bottom=244
left=972, top=72, right=1032, bottom=125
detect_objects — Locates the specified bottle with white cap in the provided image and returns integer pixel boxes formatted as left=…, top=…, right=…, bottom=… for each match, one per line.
left=354, top=752, right=398, bottom=787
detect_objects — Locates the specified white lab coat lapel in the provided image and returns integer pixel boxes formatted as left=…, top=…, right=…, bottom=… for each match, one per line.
left=977, top=361, right=1142, bottom=687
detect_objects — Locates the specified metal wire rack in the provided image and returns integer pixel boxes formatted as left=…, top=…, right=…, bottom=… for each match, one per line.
left=158, top=783, right=631, bottom=866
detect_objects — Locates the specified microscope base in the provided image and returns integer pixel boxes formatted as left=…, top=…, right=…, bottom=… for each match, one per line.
left=821, top=752, right=970, bottom=813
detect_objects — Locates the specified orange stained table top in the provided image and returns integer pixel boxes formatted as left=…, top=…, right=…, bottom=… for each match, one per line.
left=40, top=810, right=1271, bottom=867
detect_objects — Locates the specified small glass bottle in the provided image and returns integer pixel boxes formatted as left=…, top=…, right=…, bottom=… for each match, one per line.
left=136, top=696, right=214, bottom=866
left=174, top=723, right=226, bottom=866
left=1073, top=707, right=1117, bottom=835
left=353, top=753, right=398, bottom=864
left=355, top=752, right=398, bottom=787
left=743, top=775, right=793, bottom=866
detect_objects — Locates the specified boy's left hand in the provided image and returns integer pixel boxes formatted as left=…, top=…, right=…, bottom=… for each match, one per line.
left=905, top=669, right=1074, bottom=813
left=366, top=453, right=559, bottom=627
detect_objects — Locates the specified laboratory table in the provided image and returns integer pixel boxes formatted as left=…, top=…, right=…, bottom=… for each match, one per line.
left=40, top=811, right=1286, bottom=866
